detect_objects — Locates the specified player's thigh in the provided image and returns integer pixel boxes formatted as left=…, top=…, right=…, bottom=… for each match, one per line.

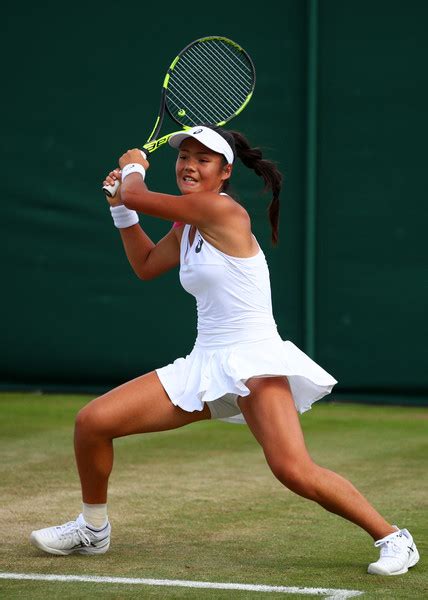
left=237, top=376, right=311, bottom=464
left=77, top=371, right=211, bottom=438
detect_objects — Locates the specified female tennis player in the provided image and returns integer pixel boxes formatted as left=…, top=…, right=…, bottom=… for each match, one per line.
left=31, top=126, right=418, bottom=575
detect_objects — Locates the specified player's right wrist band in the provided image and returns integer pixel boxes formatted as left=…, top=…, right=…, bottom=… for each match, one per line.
left=110, top=205, right=139, bottom=228
left=121, top=163, right=146, bottom=182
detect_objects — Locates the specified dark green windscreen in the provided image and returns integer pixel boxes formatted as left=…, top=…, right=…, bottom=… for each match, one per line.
left=1, top=1, right=427, bottom=405
left=315, top=1, right=428, bottom=399
left=1, top=2, right=305, bottom=390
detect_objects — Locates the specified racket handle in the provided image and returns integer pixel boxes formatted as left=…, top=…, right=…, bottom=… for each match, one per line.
left=102, top=150, right=148, bottom=198
left=103, top=180, right=120, bottom=197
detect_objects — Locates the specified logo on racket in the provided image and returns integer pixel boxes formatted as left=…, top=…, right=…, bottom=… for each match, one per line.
left=144, top=137, right=170, bottom=152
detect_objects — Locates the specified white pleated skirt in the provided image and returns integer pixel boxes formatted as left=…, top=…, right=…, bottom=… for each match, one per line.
left=156, top=332, right=337, bottom=424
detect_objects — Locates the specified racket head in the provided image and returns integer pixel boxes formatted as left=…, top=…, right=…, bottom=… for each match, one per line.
left=164, top=36, right=256, bottom=130
left=103, top=37, right=255, bottom=195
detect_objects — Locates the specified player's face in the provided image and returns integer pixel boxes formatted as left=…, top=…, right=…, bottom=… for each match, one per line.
left=175, top=138, right=232, bottom=195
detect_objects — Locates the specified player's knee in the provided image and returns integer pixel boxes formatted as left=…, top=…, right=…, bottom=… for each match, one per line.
left=268, top=457, right=317, bottom=498
left=75, top=402, right=106, bottom=438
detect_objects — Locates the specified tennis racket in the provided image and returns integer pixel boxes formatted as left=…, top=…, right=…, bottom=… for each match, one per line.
left=103, top=35, right=256, bottom=197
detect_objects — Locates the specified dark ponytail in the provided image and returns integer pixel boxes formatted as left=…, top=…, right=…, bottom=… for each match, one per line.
left=232, top=131, right=282, bottom=245
left=210, top=126, right=282, bottom=245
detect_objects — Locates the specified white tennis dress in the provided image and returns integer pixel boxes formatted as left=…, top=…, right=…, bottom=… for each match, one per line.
left=156, top=223, right=337, bottom=423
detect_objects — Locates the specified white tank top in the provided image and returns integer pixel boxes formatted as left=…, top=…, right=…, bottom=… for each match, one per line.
left=179, top=223, right=278, bottom=348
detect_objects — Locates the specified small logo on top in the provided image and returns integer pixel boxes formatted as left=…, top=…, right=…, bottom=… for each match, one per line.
left=195, top=237, right=204, bottom=253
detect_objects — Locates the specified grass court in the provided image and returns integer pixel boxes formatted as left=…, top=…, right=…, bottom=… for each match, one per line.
left=0, top=393, right=427, bottom=599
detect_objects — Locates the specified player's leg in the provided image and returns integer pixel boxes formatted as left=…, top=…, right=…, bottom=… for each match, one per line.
left=74, top=371, right=210, bottom=504
left=238, top=376, right=419, bottom=575
left=238, top=376, right=394, bottom=539
left=31, top=371, right=210, bottom=555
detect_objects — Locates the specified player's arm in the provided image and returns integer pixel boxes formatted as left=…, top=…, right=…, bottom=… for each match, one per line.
left=120, top=152, right=237, bottom=228
left=104, top=169, right=180, bottom=280
left=123, top=186, right=233, bottom=228
left=117, top=224, right=180, bottom=280
left=122, top=179, right=237, bottom=228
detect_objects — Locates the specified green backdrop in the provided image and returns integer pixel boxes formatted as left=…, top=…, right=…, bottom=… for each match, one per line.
left=1, top=1, right=427, bottom=405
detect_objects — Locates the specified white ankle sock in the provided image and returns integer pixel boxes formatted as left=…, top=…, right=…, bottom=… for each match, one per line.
left=82, top=503, right=108, bottom=529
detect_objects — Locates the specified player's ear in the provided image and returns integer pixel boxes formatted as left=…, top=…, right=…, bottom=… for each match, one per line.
left=222, top=163, right=233, bottom=181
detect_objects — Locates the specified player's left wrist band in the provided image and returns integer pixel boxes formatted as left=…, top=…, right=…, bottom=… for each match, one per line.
left=110, top=205, right=139, bottom=228
left=121, top=163, right=146, bottom=182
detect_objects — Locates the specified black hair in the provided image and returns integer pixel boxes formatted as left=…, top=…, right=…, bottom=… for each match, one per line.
left=208, top=125, right=282, bottom=246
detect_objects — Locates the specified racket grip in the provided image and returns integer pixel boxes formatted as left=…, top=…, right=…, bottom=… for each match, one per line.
left=103, top=180, right=120, bottom=197
left=102, top=150, right=148, bottom=198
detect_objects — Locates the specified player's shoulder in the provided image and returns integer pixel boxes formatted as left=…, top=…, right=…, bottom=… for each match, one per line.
left=223, top=193, right=251, bottom=223
left=213, top=192, right=250, bottom=219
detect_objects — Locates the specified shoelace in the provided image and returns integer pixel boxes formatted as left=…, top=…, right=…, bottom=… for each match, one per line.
left=56, top=520, right=91, bottom=547
left=374, top=532, right=404, bottom=556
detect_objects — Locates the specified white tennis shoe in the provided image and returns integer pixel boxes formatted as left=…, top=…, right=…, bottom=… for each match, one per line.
left=30, top=513, right=111, bottom=555
left=368, top=528, right=419, bottom=575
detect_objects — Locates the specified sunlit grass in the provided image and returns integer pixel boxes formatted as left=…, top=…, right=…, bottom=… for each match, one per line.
left=0, top=393, right=427, bottom=599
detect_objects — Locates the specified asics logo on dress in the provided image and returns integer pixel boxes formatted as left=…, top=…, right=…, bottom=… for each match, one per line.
left=195, top=238, right=204, bottom=253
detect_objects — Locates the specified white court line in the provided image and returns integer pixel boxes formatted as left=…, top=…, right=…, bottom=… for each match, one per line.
left=0, top=572, right=363, bottom=598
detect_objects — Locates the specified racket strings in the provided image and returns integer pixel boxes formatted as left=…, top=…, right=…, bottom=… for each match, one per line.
left=180, top=42, right=252, bottom=107
left=169, top=61, right=240, bottom=123
left=197, top=43, right=253, bottom=94
left=168, top=68, right=229, bottom=124
left=180, top=50, right=246, bottom=110
left=170, top=59, right=237, bottom=116
left=169, top=66, right=238, bottom=123
left=167, top=87, right=220, bottom=125
left=168, top=63, right=246, bottom=125
left=186, top=45, right=251, bottom=100
left=168, top=72, right=235, bottom=126
left=166, top=39, right=254, bottom=127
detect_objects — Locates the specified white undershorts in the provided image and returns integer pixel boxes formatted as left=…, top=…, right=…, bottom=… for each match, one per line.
left=205, top=392, right=241, bottom=419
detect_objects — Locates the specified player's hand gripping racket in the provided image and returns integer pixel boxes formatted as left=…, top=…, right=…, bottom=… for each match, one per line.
left=103, top=35, right=255, bottom=197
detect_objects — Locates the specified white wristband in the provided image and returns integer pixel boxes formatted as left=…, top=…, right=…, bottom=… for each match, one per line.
left=110, top=205, right=139, bottom=228
left=121, top=163, right=146, bottom=182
